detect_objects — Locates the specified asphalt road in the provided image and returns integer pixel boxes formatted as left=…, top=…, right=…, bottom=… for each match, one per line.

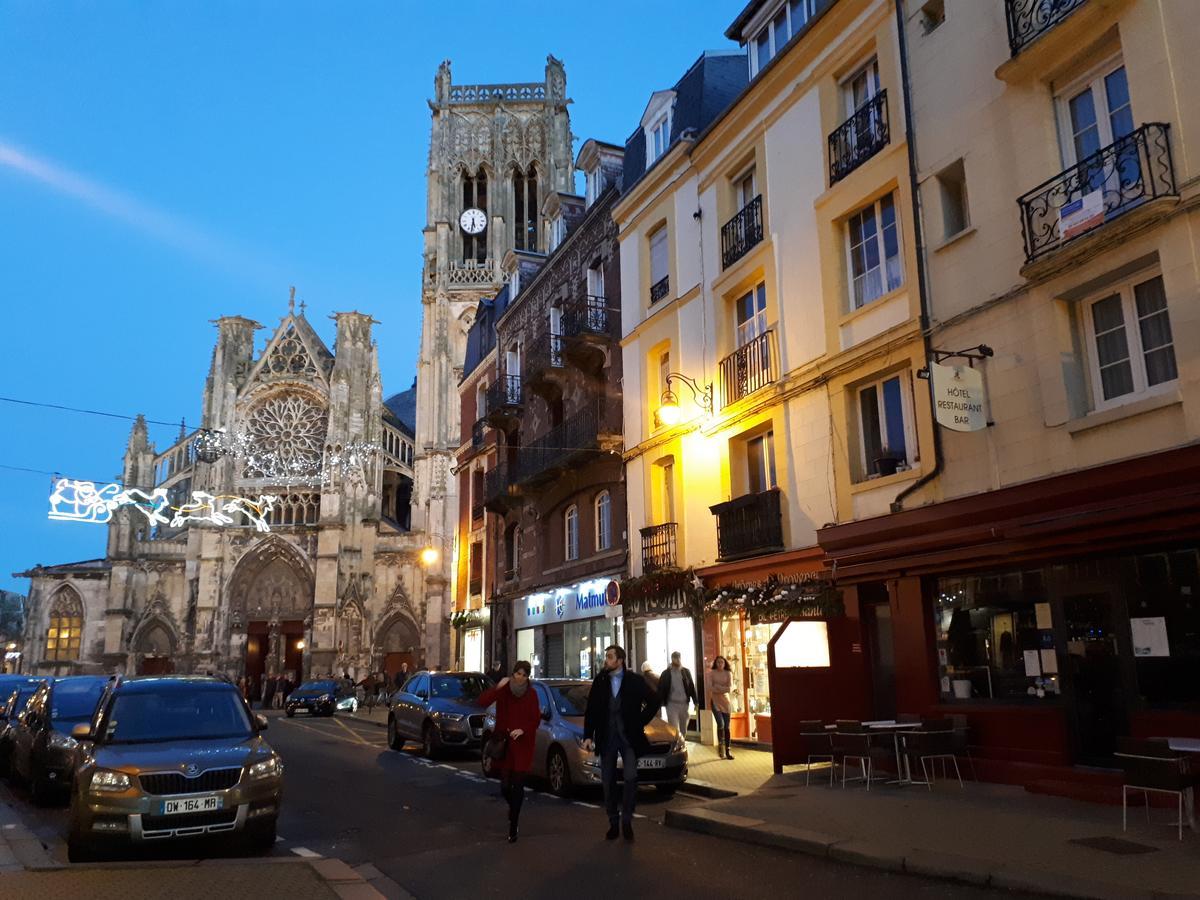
left=5, top=710, right=1042, bottom=899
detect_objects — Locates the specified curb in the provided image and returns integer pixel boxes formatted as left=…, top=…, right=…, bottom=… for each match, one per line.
left=677, top=780, right=739, bottom=800
left=663, top=806, right=1194, bottom=900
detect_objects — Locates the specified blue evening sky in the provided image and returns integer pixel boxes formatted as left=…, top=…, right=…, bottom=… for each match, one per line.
left=0, top=1, right=740, bottom=593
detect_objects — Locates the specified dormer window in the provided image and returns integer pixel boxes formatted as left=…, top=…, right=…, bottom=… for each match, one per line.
left=549, top=214, right=567, bottom=252
left=648, top=116, right=669, bottom=163
left=750, top=0, right=818, bottom=78
left=640, top=90, right=676, bottom=168
left=585, top=168, right=601, bottom=206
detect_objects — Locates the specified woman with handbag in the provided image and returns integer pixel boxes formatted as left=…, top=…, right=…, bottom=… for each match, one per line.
left=476, top=660, right=541, bottom=842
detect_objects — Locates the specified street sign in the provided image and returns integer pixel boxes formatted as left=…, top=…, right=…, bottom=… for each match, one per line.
left=931, top=362, right=986, bottom=432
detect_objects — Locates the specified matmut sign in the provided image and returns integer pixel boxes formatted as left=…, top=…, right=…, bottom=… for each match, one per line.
left=515, top=578, right=621, bottom=629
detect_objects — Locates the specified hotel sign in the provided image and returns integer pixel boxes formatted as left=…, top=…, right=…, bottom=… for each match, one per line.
left=514, top=578, right=623, bottom=629
left=931, top=363, right=986, bottom=432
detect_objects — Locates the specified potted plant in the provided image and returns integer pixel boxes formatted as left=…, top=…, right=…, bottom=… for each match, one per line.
left=874, top=447, right=905, bottom=477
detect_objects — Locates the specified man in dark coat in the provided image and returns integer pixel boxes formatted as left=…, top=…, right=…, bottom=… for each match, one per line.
left=583, top=645, right=660, bottom=841
left=657, top=651, right=698, bottom=740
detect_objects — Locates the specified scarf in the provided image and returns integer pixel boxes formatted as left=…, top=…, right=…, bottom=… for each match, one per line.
left=509, top=680, right=529, bottom=698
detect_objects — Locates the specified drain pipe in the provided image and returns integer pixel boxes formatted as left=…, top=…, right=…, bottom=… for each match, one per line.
left=890, top=0, right=942, bottom=514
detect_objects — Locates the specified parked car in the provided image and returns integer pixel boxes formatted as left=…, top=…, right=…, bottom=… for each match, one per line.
left=66, top=675, right=283, bottom=861
left=9, top=675, right=110, bottom=803
left=480, top=678, right=688, bottom=797
left=284, top=679, right=358, bottom=717
left=0, top=678, right=46, bottom=776
left=387, top=671, right=489, bottom=757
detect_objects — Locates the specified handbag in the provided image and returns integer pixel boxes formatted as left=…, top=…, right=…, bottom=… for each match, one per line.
left=484, top=731, right=508, bottom=762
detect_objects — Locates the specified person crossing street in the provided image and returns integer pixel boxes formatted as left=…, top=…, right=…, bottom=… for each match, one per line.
left=476, top=661, right=541, bottom=843
left=657, top=651, right=697, bottom=741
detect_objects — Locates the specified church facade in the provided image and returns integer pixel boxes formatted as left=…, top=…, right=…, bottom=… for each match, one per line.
left=408, top=57, right=574, bottom=668
left=18, top=303, right=424, bottom=691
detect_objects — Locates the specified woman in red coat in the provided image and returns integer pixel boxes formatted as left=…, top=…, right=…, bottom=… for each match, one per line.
left=477, top=660, right=542, bottom=842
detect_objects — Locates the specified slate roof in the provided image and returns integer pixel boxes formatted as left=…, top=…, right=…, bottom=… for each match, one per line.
left=383, top=378, right=417, bottom=435
left=14, top=558, right=112, bottom=579
left=462, top=285, right=511, bottom=380
left=621, top=50, right=748, bottom=192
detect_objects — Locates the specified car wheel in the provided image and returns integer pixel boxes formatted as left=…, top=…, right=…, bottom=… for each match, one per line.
left=655, top=784, right=679, bottom=798
left=547, top=747, right=573, bottom=797
left=31, top=767, right=55, bottom=806
left=480, top=734, right=496, bottom=778
left=422, top=722, right=440, bottom=759
left=285, top=708, right=294, bottom=718
left=67, top=793, right=99, bottom=862
left=247, top=817, right=277, bottom=853
left=387, top=716, right=403, bottom=751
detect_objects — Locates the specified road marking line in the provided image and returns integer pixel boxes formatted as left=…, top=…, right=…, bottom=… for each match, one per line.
left=331, top=715, right=373, bottom=746
left=573, top=801, right=598, bottom=808
left=437, top=763, right=456, bottom=770
left=291, top=846, right=321, bottom=858
left=283, top=717, right=377, bottom=749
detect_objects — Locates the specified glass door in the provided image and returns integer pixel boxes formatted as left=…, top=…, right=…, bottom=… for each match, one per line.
left=745, top=622, right=780, bottom=741
left=718, top=613, right=748, bottom=739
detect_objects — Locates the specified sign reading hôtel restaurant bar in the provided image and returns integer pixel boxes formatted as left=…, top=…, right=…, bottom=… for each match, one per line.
left=931, top=362, right=987, bottom=432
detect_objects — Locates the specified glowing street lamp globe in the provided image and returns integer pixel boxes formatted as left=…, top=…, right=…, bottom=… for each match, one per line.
left=420, top=546, right=440, bottom=567
left=657, top=389, right=683, bottom=427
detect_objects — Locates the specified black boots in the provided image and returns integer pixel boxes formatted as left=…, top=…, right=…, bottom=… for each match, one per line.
left=606, top=821, right=620, bottom=840
left=508, top=821, right=518, bottom=843
left=725, top=738, right=735, bottom=760
left=623, top=821, right=634, bottom=842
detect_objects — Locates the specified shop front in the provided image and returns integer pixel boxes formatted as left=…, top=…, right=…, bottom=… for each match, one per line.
left=818, top=444, right=1200, bottom=785
left=513, top=576, right=623, bottom=681
left=697, top=547, right=830, bottom=745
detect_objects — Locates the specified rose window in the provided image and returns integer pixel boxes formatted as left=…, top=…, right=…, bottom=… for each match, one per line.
left=242, top=394, right=328, bottom=480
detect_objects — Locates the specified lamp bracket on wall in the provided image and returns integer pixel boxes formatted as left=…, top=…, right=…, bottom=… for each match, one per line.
left=917, top=344, right=993, bottom=379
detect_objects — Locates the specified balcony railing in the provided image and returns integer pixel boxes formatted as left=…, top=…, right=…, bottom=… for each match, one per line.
left=512, top=398, right=621, bottom=485
left=526, top=331, right=564, bottom=375
left=446, top=259, right=498, bottom=288
left=471, top=419, right=486, bottom=449
left=721, top=195, right=764, bottom=269
left=485, top=375, right=523, bottom=417
left=828, top=90, right=889, bottom=185
left=469, top=575, right=483, bottom=596
left=471, top=500, right=485, bottom=523
left=1005, top=0, right=1087, bottom=56
left=640, top=523, right=678, bottom=573
left=710, top=488, right=784, bottom=562
left=483, top=463, right=515, bottom=511
left=1017, top=123, right=1176, bottom=264
left=719, top=330, right=777, bottom=409
left=561, top=295, right=613, bottom=340
left=650, top=275, right=670, bottom=304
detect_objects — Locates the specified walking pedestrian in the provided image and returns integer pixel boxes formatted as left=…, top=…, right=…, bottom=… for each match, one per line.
left=708, top=656, right=734, bottom=760
left=475, top=661, right=541, bottom=843
left=639, top=661, right=660, bottom=694
left=658, top=651, right=697, bottom=741
left=582, top=645, right=660, bottom=842
left=394, top=664, right=409, bottom=691
left=262, top=674, right=277, bottom=710
left=359, top=672, right=377, bottom=711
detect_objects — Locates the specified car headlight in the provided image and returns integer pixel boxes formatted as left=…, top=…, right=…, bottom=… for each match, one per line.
left=248, top=756, right=283, bottom=780
left=433, top=712, right=465, bottom=722
left=90, top=769, right=131, bottom=793
left=318, top=694, right=334, bottom=702
left=671, top=733, right=685, bottom=753
left=48, top=732, right=77, bottom=750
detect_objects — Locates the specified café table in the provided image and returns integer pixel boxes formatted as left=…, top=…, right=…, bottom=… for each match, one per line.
left=866, top=721, right=921, bottom=785
left=1154, top=737, right=1200, bottom=830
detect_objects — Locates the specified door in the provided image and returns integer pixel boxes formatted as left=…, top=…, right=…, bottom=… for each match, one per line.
left=282, top=621, right=305, bottom=682
left=11, top=688, right=44, bottom=779
left=396, top=674, right=428, bottom=737
left=1061, top=592, right=1128, bottom=763
left=245, top=625, right=268, bottom=699
left=862, top=590, right=896, bottom=721
left=1058, top=62, right=1137, bottom=203
left=533, top=683, right=553, bottom=778
left=138, top=656, right=173, bottom=676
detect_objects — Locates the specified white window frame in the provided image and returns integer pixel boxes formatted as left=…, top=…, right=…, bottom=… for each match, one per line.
left=585, top=168, right=600, bottom=205
left=564, top=504, right=580, bottom=561
left=748, top=0, right=817, bottom=78
left=842, top=56, right=881, bottom=116
left=746, top=430, right=778, bottom=493
left=734, top=166, right=757, bottom=211
left=856, top=371, right=917, bottom=480
left=587, top=262, right=605, bottom=299
left=648, top=116, right=669, bottom=163
left=735, top=282, right=768, bottom=347
left=845, top=192, right=903, bottom=310
left=649, top=226, right=669, bottom=289
left=1054, top=54, right=1130, bottom=168
left=1081, top=270, right=1177, bottom=412
left=595, top=490, right=612, bottom=552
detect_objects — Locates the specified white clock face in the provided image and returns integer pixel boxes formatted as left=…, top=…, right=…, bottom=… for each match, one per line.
left=460, top=208, right=487, bottom=235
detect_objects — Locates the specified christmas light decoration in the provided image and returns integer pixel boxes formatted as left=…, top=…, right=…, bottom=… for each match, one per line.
left=48, top=478, right=279, bottom=532
left=192, top=427, right=378, bottom=487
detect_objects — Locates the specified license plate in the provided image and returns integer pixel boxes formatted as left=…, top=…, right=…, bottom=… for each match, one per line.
left=637, top=757, right=666, bottom=769
left=160, top=795, right=222, bottom=815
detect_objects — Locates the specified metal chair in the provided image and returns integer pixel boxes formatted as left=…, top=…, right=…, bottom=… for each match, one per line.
left=908, top=719, right=963, bottom=788
left=832, top=724, right=875, bottom=789
left=798, top=720, right=834, bottom=786
left=949, top=713, right=978, bottom=781
left=1115, top=737, right=1198, bottom=841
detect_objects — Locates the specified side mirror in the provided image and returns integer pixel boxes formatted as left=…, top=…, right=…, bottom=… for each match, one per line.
left=541, top=709, right=552, bottom=722
left=255, top=714, right=269, bottom=732
left=71, top=723, right=92, bottom=740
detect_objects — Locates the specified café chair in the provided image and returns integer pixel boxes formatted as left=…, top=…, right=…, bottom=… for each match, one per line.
left=832, top=723, right=876, bottom=790
left=1115, top=737, right=1198, bottom=841
left=950, top=713, right=978, bottom=781
left=798, top=720, right=834, bottom=786
left=906, top=719, right=963, bottom=789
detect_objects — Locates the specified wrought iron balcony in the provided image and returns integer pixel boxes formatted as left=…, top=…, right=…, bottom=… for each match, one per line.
left=721, top=195, right=764, bottom=269
left=484, top=375, right=523, bottom=426
left=719, top=330, right=777, bottom=409
left=1005, top=0, right=1087, bottom=56
left=512, top=398, right=622, bottom=487
left=468, top=575, right=483, bottom=596
left=650, top=276, right=670, bottom=304
left=471, top=500, right=485, bottom=523
left=561, top=295, right=613, bottom=341
left=828, top=90, right=889, bottom=185
left=1017, top=123, right=1176, bottom=264
left=471, top=419, right=486, bottom=449
left=525, top=331, right=564, bottom=379
left=483, top=462, right=519, bottom=513
left=710, top=488, right=784, bottom=562
left=640, top=523, right=678, bottom=573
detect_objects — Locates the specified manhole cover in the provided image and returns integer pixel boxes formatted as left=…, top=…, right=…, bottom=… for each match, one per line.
left=1069, top=836, right=1160, bottom=855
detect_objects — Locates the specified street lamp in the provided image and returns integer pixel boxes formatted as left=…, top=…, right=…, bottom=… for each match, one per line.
left=420, top=546, right=440, bottom=567
left=295, top=639, right=306, bottom=651
left=658, top=372, right=713, bottom=426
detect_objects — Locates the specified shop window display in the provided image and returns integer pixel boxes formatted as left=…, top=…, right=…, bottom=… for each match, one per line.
left=933, top=570, right=1060, bottom=702
left=1129, top=548, right=1200, bottom=707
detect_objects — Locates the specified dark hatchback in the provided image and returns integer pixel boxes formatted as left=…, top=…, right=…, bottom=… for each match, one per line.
left=0, top=677, right=46, bottom=776
left=9, top=675, right=110, bottom=803
left=284, top=679, right=355, bottom=717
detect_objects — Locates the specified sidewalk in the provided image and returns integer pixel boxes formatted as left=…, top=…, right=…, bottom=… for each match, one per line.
left=346, top=704, right=779, bottom=796
left=665, top=770, right=1200, bottom=899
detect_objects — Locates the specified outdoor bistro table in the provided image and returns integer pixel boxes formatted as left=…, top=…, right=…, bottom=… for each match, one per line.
left=866, top=720, right=921, bottom=785
left=1152, top=737, right=1200, bottom=830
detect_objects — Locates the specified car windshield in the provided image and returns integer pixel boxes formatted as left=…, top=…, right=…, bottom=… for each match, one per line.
left=50, top=679, right=106, bottom=725
left=298, top=681, right=336, bottom=693
left=430, top=675, right=489, bottom=700
left=102, top=689, right=253, bottom=744
left=550, top=684, right=590, bottom=716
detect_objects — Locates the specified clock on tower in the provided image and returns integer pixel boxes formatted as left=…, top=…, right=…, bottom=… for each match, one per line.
left=460, top=208, right=487, bottom=235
